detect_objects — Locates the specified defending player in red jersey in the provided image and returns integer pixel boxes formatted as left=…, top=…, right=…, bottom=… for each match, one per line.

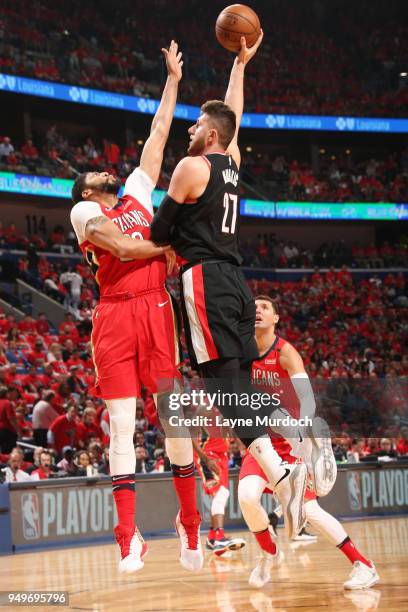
left=238, top=296, right=379, bottom=590
left=70, top=42, right=203, bottom=574
left=193, top=432, right=245, bottom=555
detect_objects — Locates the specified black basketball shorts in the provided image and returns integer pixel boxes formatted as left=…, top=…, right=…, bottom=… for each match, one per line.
left=180, top=260, right=258, bottom=369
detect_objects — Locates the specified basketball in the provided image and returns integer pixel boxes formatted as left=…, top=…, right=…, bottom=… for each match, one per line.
left=215, top=4, right=261, bottom=52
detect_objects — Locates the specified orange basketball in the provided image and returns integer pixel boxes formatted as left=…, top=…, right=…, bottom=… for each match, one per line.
left=215, top=4, right=261, bottom=52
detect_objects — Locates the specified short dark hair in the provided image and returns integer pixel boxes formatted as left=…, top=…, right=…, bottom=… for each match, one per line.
left=72, top=172, right=89, bottom=204
left=255, top=295, right=279, bottom=315
left=201, top=100, right=236, bottom=149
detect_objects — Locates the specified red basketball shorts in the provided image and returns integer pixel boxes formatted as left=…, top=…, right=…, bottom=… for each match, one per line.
left=239, top=451, right=317, bottom=501
left=195, top=449, right=229, bottom=495
left=91, top=287, right=181, bottom=399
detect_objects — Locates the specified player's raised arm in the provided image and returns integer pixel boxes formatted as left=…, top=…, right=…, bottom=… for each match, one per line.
left=138, top=40, right=183, bottom=186
left=224, top=31, right=263, bottom=169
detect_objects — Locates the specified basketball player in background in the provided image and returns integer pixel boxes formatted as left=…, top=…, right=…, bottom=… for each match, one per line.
left=193, top=430, right=245, bottom=555
left=238, top=296, right=379, bottom=590
left=151, top=33, right=311, bottom=539
left=70, top=42, right=203, bottom=574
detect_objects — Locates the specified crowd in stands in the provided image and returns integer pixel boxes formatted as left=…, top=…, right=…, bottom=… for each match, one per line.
left=244, top=149, right=408, bottom=203
left=0, top=0, right=407, bottom=116
left=0, top=129, right=171, bottom=190
left=1, top=262, right=406, bottom=481
left=241, top=236, right=407, bottom=270
left=0, top=309, right=171, bottom=482
left=1, top=220, right=406, bottom=306
left=1, top=126, right=408, bottom=203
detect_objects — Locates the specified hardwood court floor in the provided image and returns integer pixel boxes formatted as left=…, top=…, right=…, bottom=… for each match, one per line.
left=1, top=517, right=407, bottom=611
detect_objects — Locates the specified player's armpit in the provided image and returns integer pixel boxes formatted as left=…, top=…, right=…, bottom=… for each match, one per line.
left=85, top=215, right=168, bottom=260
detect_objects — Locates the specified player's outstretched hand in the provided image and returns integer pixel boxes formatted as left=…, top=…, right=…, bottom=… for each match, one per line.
left=162, top=40, right=183, bottom=82
left=237, top=29, right=263, bottom=65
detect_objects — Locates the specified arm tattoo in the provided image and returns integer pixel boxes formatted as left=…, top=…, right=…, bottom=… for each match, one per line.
left=85, top=215, right=109, bottom=234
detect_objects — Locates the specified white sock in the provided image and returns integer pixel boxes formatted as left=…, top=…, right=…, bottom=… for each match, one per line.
left=248, top=436, right=286, bottom=486
left=305, top=499, right=348, bottom=546
left=106, top=397, right=137, bottom=476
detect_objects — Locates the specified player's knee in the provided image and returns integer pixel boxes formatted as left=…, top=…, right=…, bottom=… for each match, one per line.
left=238, top=482, right=261, bottom=510
left=110, top=412, right=134, bottom=434
left=109, top=413, right=135, bottom=454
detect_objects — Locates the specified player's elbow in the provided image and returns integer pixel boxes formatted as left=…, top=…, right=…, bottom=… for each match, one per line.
left=149, top=123, right=168, bottom=150
left=113, top=245, right=129, bottom=260
left=152, top=119, right=167, bottom=138
left=110, top=237, right=129, bottom=259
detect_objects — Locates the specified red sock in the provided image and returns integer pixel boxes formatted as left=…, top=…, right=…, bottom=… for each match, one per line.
left=208, top=528, right=216, bottom=540
left=254, top=528, right=276, bottom=555
left=214, top=528, right=225, bottom=540
left=171, top=463, right=198, bottom=523
left=112, top=474, right=135, bottom=531
left=338, top=537, right=372, bottom=567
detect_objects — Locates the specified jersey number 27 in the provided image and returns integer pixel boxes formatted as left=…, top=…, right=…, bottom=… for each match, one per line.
left=221, top=193, right=238, bottom=234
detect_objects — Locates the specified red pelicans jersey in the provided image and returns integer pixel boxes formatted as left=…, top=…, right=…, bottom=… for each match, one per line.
left=251, top=335, right=300, bottom=456
left=70, top=167, right=166, bottom=296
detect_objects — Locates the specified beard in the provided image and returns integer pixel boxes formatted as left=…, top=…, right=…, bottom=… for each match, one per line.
left=188, top=133, right=206, bottom=156
left=100, top=177, right=122, bottom=195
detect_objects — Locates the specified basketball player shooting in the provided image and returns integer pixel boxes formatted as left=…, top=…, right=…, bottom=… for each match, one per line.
left=70, top=42, right=203, bottom=575
left=237, top=296, right=379, bottom=590
left=151, top=34, right=313, bottom=539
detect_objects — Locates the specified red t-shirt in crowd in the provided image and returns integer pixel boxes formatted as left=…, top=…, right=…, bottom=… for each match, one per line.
left=77, top=421, right=102, bottom=445
left=0, top=399, right=17, bottom=432
left=397, top=439, right=408, bottom=455
left=31, top=467, right=50, bottom=480
left=49, top=415, right=80, bottom=453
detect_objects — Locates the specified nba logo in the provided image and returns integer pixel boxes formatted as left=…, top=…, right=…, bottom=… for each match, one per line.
left=21, top=493, right=40, bottom=539
left=347, top=472, right=362, bottom=511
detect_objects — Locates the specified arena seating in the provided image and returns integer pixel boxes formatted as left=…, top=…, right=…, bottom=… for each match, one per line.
left=1, top=222, right=405, bottom=274
left=0, top=266, right=406, bottom=480
left=0, top=0, right=407, bottom=116
left=1, top=130, right=408, bottom=202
